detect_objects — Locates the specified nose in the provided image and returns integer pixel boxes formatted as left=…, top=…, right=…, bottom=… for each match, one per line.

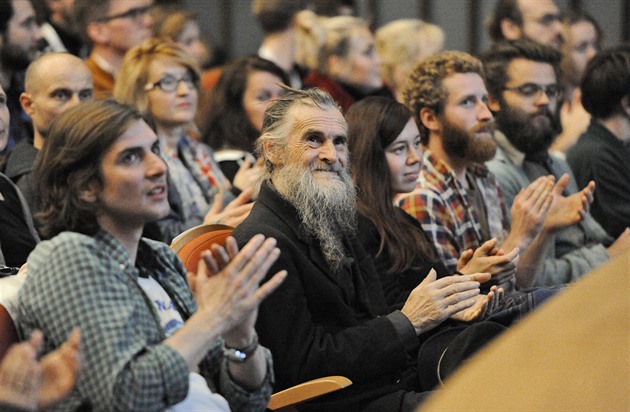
left=176, top=79, right=192, bottom=94
left=147, top=152, right=167, bottom=177
left=407, top=145, right=420, bottom=165
left=477, top=101, right=493, bottom=121
left=586, top=46, right=597, bottom=61
left=534, top=90, right=550, bottom=106
left=318, top=139, right=338, bottom=163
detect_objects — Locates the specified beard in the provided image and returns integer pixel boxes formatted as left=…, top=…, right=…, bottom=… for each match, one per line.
left=1, top=42, right=36, bottom=72
left=441, top=116, right=497, bottom=163
left=274, top=159, right=357, bottom=273
left=494, top=103, right=562, bottom=155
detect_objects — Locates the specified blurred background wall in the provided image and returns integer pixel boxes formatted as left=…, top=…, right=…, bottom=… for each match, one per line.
left=179, top=0, right=628, bottom=63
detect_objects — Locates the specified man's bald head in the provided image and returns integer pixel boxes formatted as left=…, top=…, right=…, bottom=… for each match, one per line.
left=21, top=52, right=94, bottom=147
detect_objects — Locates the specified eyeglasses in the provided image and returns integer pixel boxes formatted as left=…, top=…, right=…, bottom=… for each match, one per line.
left=144, top=72, right=200, bottom=93
left=96, top=5, right=152, bottom=23
left=503, top=83, right=562, bottom=100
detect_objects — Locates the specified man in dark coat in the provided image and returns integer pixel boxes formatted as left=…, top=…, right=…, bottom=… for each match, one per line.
left=232, top=87, right=494, bottom=412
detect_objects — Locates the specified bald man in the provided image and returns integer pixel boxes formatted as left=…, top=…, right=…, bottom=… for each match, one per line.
left=4, top=52, right=93, bottom=216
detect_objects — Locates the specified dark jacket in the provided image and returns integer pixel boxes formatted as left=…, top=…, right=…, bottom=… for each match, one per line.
left=232, top=181, right=420, bottom=411
left=4, top=138, right=39, bottom=216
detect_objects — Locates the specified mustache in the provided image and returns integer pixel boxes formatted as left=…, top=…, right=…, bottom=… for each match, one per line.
left=310, top=161, right=342, bottom=173
left=472, top=120, right=496, bottom=135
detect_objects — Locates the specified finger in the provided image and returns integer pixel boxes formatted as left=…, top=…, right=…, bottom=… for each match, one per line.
left=209, top=243, right=231, bottom=268
left=419, top=268, right=437, bottom=286
left=224, top=234, right=266, bottom=272
left=27, top=330, right=44, bottom=354
left=250, top=270, right=287, bottom=303
left=240, top=246, right=282, bottom=291
left=209, top=193, right=224, bottom=214
left=553, top=173, right=571, bottom=196
left=476, top=238, right=497, bottom=255
left=200, top=250, right=220, bottom=274
left=224, top=236, right=240, bottom=259
left=227, top=235, right=275, bottom=275
left=446, top=296, right=478, bottom=317
left=231, top=187, right=254, bottom=206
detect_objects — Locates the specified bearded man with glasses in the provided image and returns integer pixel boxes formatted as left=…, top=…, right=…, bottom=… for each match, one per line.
left=481, top=40, right=630, bottom=287
left=74, top=0, right=154, bottom=96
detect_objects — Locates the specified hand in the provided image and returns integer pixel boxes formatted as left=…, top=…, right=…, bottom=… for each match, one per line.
left=187, top=234, right=287, bottom=339
left=458, top=238, right=519, bottom=286
left=203, top=188, right=254, bottom=227
left=232, top=157, right=264, bottom=196
left=544, top=174, right=594, bottom=233
left=551, top=91, right=590, bottom=154
left=505, top=176, right=554, bottom=248
left=0, top=332, right=41, bottom=411
left=451, top=285, right=504, bottom=322
left=401, top=269, right=489, bottom=335
left=38, top=329, right=81, bottom=409
left=608, top=227, right=630, bottom=259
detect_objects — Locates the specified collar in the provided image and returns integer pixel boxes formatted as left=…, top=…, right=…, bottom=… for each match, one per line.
left=90, top=52, right=116, bottom=77
left=494, top=130, right=526, bottom=167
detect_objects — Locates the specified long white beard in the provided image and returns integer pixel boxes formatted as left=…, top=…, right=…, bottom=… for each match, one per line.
left=275, top=160, right=357, bottom=272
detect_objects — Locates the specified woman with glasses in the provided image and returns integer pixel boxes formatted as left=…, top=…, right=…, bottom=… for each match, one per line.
left=114, top=38, right=256, bottom=243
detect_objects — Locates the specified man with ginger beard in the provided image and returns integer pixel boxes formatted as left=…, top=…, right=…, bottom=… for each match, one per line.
left=232, top=86, right=505, bottom=411
left=398, top=50, right=567, bottom=290
left=482, top=40, right=630, bottom=287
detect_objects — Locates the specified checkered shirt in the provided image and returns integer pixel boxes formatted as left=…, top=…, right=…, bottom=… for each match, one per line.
left=18, top=230, right=273, bottom=411
left=396, top=149, right=510, bottom=273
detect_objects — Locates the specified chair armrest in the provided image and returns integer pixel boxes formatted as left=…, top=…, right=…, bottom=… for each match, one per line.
left=267, top=375, right=352, bottom=410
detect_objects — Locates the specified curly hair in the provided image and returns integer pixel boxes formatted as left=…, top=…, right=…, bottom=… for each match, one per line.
left=403, top=50, right=484, bottom=144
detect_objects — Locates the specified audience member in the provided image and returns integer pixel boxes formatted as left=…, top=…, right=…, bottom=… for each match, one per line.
left=348, top=96, right=516, bottom=299
left=18, top=99, right=286, bottom=411
left=0, top=0, right=42, bottom=165
left=298, top=12, right=392, bottom=111
left=114, top=39, right=255, bottom=243
left=551, top=9, right=602, bottom=155
left=567, top=44, right=630, bottom=239
left=73, top=0, right=153, bottom=96
left=0, top=83, right=39, bottom=268
left=375, top=19, right=444, bottom=103
left=252, top=0, right=308, bottom=89
left=481, top=40, right=630, bottom=285
left=4, top=52, right=93, bottom=218
left=152, top=7, right=211, bottom=69
left=486, top=0, right=563, bottom=49
left=202, top=56, right=288, bottom=182
left=31, top=0, right=84, bottom=56
left=0, top=329, right=81, bottom=411
left=398, top=51, right=568, bottom=289
left=232, top=87, right=503, bottom=411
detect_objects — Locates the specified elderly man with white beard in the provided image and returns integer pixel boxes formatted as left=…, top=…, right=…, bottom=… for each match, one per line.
left=232, top=87, right=509, bottom=412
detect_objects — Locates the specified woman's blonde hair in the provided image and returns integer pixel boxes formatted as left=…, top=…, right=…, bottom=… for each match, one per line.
left=376, top=19, right=444, bottom=88
left=113, top=38, right=201, bottom=132
left=295, top=11, right=368, bottom=73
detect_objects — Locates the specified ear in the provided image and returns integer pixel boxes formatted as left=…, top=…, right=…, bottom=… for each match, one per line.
left=262, top=137, right=280, bottom=167
left=500, top=18, right=523, bottom=41
left=487, top=94, right=502, bottom=112
left=78, top=180, right=99, bottom=204
left=326, top=54, right=345, bottom=78
left=20, top=93, right=35, bottom=116
left=86, top=21, right=109, bottom=45
left=419, top=108, right=440, bottom=133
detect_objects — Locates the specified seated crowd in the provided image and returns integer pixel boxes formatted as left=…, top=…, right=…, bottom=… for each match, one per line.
left=0, top=0, right=628, bottom=411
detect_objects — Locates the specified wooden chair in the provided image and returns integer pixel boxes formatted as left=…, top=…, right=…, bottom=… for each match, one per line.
left=0, top=303, right=19, bottom=361
left=171, top=223, right=353, bottom=410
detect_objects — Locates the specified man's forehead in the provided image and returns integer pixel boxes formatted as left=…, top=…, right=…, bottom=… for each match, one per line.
left=506, top=58, right=557, bottom=82
left=518, top=0, right=559, bottom=20
left=288, top=104, right=347, bottom=135
left=443, top=72, right=487, bottom=98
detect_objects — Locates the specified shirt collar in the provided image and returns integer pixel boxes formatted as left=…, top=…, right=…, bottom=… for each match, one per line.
left=494, top=130, right=526, bottom=167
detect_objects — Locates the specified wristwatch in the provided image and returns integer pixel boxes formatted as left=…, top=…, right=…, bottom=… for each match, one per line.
left=223, top=333, right=259, bottom=363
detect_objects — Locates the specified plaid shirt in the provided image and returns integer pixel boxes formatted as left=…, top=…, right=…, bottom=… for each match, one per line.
left=18, top=230, right=272, bottom=412
left=396, top=149, right=509, bottom=273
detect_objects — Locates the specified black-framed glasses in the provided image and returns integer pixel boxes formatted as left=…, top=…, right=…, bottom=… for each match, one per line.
left=96, top=5, right=152, bottom=23
left=144, top=72, right=200, bottom=93
left=503, top=83, right=562, bottom=100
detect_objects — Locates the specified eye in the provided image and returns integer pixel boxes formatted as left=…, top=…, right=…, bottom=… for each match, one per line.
left=333, top=136, right=347, bottom=146
left=460, top=97, right=475, bottom=108
left=79, top=89, right=93, bottom=100
left=151, top=141, right=161, bottom=155
left=0, top=95, right=6, bottom=106
left=120, top=150, right=141, bottom=165
left=159, top=75, right=177, bottom=88
left=52, top=90, right=72, bottom=101
left=256, top=90, right=273, bottom=102
left=517, top=84, right=539, bottom=97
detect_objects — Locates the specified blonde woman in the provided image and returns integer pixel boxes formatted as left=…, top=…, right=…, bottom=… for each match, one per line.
left=297, top=11, right=391, bottom=111
left=114, top=39, right=258, bottom=243
left=376, top=19, right=444, bottom=102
